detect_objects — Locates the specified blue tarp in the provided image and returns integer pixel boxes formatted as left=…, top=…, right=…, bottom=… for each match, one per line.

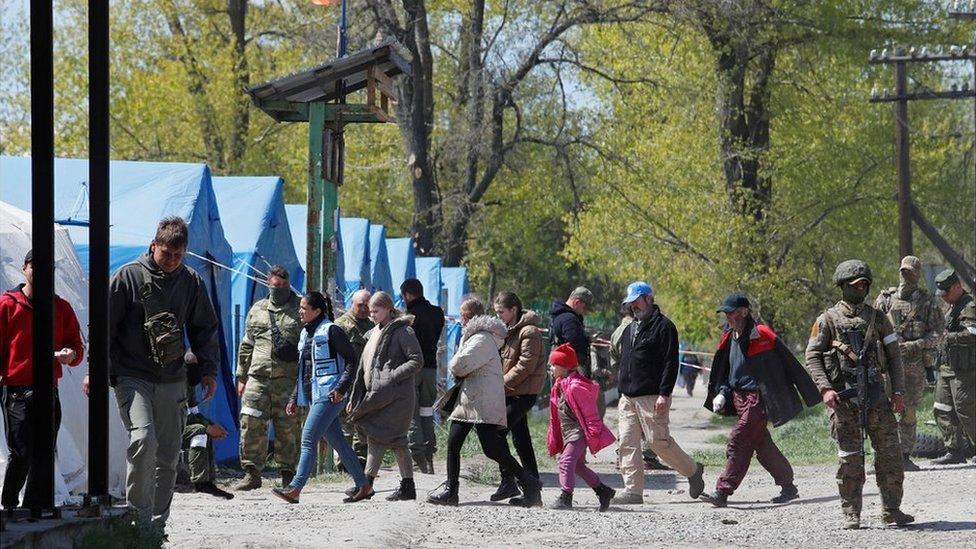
left=339, top=217, right=370, bottom=307
left=0, top=156, right=241, bottom=463
left=367, top=224, right=393, bottom=295
left=414, top=256, right=443, bottom=307
left=440, top=267, right=469, bottom=318
left=212, top=177, right=304, bottom=351
left=283, top=203, right=345, bottom=304
left=385, top=237, right=415, bottom=308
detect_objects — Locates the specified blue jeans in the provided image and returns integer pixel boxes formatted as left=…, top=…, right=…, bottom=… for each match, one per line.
left=290, top=397, right=367, bottom=490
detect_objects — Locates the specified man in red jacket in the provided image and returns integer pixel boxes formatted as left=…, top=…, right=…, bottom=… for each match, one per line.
left=0, top=250, right=85, bottom=513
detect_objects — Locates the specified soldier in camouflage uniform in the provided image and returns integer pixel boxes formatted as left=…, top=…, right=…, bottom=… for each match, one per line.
left=181, top=351, right=233, bottom=499
left=335, top=289, right=373, bottom=459
left=930, top=269, right=976, bottom=464
left=874, top=256, right=944, bottom=471
left=234, top=267, right=303, bottom=490
left=805, top=260, right=914, bottom=530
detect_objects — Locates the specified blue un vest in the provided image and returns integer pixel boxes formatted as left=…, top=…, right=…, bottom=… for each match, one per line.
left=296, top=321, right=346, bottom=406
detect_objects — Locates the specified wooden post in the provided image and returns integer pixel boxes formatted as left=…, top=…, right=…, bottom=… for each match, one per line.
left=894, top=60, right=913, bottom=257
left=306, top=102, right=326, bottom=292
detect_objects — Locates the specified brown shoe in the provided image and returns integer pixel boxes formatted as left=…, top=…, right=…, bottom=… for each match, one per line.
left=271, top=487, right=300, bottom=504
left=234, top=467, right=262, bottom=491
left=343, top=484, right=375, bottom=503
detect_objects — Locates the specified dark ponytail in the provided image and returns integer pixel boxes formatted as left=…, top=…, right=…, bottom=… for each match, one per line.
left=303, top=291, right=335, bottom=322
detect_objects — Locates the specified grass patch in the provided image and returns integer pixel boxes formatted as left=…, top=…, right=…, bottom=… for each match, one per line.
left=76, top=517, right=166, bottom=549
left=692, top=387, right=939, bottom=467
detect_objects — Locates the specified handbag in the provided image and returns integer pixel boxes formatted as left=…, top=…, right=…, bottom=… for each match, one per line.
left=434, top=379, right=465, bottom=414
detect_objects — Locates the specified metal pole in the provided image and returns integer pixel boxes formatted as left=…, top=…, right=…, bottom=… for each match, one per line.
left=894, top=60, right=913, bottom=257
left=29, top=0, right=57, bottom=518
left=87, top=0, right=110, bottom=503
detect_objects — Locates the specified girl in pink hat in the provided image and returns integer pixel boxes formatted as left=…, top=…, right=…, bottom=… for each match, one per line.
left=547, top=343, right=617, bottom=511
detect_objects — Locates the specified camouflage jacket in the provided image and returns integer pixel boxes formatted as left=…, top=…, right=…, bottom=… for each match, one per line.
left=236, top=294, right=302, bottom=380
left=942, top=292, right=976, bottom=373
left=874, top=285, right=944, bottom=360
left=334, top=312, right=374, bottom=363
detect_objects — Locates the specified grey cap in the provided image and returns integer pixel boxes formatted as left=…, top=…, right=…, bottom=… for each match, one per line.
left=832, top=259, right=873, bottom=286
left=569, top=286, right=594, bottom=307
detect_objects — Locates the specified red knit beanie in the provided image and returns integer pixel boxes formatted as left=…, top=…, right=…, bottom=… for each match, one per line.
left=549, top=343, right=578, bottom=369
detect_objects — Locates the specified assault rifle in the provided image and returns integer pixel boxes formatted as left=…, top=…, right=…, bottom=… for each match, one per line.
left=834, top=312, right=881, bottom=456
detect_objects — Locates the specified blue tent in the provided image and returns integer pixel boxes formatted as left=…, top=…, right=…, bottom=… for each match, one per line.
left=339, top=217, right=371, bottom=307
left=0, top=156, right=241, bottom=463
left=414, top=256, right=443, bottom=307
left=385, top=237, right=415, bottom=308
left=367, top=224, right=393, bottom=295
left=283, top=203, right=345, bottom=302
left=212, top=177, right=304, bottom=350
left=440, top=267, right=470, bottom=318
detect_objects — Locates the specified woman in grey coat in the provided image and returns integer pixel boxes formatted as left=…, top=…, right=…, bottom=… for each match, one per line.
left=347, top=291, right=423, bottom=501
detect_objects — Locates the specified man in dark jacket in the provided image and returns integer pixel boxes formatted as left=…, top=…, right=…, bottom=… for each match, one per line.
left=612, top=281, right=705, bottom=505
left=549, top=287, right=593, bottom=377
left=699, top=293, right=821, bottom=507
left=109, top=217, right=221, bottom=527
left=402, top=278, right=445, bottom=473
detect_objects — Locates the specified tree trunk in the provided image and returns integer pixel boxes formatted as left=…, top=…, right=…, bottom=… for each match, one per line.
left=227, top=0, right=250, bottom=172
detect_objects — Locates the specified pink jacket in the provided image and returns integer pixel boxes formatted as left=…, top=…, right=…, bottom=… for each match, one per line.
left=547, top=371, right=616, bottom=456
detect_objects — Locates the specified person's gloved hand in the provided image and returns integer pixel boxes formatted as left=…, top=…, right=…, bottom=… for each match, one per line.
left=712, top=393, right=726, bottom=413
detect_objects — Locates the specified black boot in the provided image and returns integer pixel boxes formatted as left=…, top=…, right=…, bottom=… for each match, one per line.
left=490, top=474, right=521, bottom=502
left=930, top=450, right=966, bottom=465
left=901, top=454, right=921, bottom=472
left=426, top=482, right=459, bottom=506
left=770, top=484, right=799, bottom=504
left=511, top=471, right=543, bottom=508
left=547, top=490, right=573, bottom=510
left=594, top=484, right=616, bottom=512
left=194, top=482, right=234, bottom=500
left=386, top=478, right=416, bottom=501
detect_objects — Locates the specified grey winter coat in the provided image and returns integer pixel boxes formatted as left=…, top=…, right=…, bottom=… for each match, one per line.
left=347, top=315, right=423, bottom=446
left=449, top=315, right=508, bottom=426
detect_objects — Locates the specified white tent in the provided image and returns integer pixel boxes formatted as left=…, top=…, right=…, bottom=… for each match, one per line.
left=0, top=201, right=127, bottom=503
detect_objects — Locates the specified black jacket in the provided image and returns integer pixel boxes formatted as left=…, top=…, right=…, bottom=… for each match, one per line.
left=406, top=297, right=445, bottom=369
left=549, top=301, right=591, bottom=376
left=704, top=319, right=821, bottom=427
left=109, top=253, right=220, bottom=384
left=617, top=306, right=679, bottom=397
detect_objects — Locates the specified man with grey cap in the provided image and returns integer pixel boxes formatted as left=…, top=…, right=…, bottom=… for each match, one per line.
left=549, top=287, right=594, bottom=377
left=611, top=281, right=705, bottom=505
left=930, top=268, right=976, bottom=465
left=874, top=255, right=944, bottom=471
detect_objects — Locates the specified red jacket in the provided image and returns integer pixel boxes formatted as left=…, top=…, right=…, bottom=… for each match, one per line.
left=0, top=286, right=84, bottom=386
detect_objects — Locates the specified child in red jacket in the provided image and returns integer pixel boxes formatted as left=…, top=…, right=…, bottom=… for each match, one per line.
left=547, top=343, right=617, bottom=511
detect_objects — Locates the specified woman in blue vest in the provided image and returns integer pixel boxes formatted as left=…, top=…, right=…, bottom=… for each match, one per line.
left=272, top=291, right=372, bottom=504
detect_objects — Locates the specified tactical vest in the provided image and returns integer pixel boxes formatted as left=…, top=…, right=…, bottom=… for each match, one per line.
left=944, top=294, right=976, bottom=373
left=879, top=287, right=928, bottom=342
left=822, top=305, right=887, bottom=399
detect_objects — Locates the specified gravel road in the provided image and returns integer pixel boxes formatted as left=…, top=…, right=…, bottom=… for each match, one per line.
left=165, top=395, right=976, bottom=548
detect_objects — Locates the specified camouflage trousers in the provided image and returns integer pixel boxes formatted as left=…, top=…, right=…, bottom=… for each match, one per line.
left=897, top=358, right=928, bottom=455
left=829, top=398, right=904, bottom=516
left=183, top=424, right=215, bottom=483
left=239, top=376, right=301, bottom=472
left=340, top=406, right=368, bottom=459
left=934, top=368, right=976, bottom=453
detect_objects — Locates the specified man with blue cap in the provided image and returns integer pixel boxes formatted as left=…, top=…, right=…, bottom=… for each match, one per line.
left=611, top=281, right=705, bottom=505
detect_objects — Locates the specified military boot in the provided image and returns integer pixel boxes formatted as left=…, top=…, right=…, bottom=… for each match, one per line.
left=386, top=478, right=416, bottom=501
left=843, top=513, right=860, bottom=530
left=234, top=467, right=262, bottom=491
left=882, top=509, right=915, bottom=527
left=547, top=490, right=573, bottom=510
left=930, top=450, right=966, bottom=465
left=901, top=454, right=921, bottom=472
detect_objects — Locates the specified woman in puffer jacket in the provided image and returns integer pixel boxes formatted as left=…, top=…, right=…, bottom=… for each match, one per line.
left=427, top=296, right=543, bottom=507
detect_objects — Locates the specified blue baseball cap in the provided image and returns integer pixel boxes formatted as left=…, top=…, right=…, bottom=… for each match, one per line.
left=622, top=281, right=653, bottom=304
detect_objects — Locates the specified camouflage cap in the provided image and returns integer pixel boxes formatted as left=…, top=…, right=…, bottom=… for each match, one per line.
left=569, top=286, right=594, bottom=307
left=934, top=268, right=959, bottom=292
left=832, top=259, right=873, bottom=286
left=899, top=255, right=921, bottom=272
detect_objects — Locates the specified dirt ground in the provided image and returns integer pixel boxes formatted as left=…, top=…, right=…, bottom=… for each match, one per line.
left=165, top=394, right=976, bottom=548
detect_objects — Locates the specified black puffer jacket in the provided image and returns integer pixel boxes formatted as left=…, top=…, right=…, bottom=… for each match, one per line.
left=406, top=297, right=445, bottom=369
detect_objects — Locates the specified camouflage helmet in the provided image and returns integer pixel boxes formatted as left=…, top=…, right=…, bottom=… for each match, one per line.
left=832, top=259, right=873, bottom=286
